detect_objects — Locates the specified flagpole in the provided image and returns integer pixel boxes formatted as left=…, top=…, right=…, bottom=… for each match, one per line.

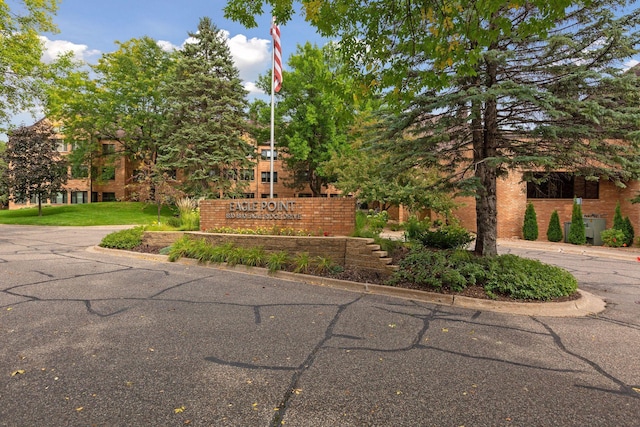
left=269, top=18, right=276, bottom=199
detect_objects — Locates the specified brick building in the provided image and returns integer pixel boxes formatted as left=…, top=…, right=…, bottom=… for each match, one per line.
left=7, top=126, right=339, bottom=209
left=453, top=171, right=640, bottom=242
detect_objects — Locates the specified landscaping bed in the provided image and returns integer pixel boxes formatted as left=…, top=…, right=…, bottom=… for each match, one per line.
left=128, top=235, right=579, bottom=303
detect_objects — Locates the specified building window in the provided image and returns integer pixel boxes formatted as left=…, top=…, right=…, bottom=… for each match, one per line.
left=261, top=149, right=278, bottom=160
left=52, top=192, right=68, bottom=204
left=261, top=193, right=277, bottom=198
left=261, top=171, right=277, bottom=183
left=71, top=191, right=88, bottom=204
left=297, top=193, right=312, bottom=198
left=239, top=168, right=255, bottom=181
left=102, top=143, right=116, bottom=154
left=29, top=194, right=39, bottom=204
left=102, top=192, right=116, bottom=202
left=526, top=172, right=599, bottom=199
left=243, top=193, right=255, bottom=198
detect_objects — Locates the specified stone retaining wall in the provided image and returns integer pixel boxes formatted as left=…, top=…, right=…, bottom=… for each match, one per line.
left=142, top=231, right=395, bottom=277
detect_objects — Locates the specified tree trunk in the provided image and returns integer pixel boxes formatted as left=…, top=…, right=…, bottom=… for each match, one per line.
left=309, top=168, right=322, bottom=197
left=473, top=54, right=499, bottom=257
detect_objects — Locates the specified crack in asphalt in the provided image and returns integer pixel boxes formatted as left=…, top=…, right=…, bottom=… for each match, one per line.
left=533, top=318, right=639, bottom=399
left=1, top=235, right=639, bottom=426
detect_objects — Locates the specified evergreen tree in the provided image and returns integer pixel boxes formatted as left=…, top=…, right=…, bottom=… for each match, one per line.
left=2, top=120, right=68, bottom=216
left=612, top=202, right=625, bottom=230
left=568, top=199, right=586, bottom=245
left=522, top=203, right=539, bottom=241
left=226, top=1, right=640, bottom=256
left=611, top=202, right=635, bottom=246
left=158, top=17, right=253, bottom=198
left=547, top=210, right=563, bottom=243
left=622, top=216, right=635, bottom=247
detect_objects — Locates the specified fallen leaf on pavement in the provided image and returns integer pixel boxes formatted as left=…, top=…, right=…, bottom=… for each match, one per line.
left=11, top=370, right=25, bottom=376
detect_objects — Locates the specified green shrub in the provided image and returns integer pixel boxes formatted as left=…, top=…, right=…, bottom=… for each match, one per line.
left=621, top=217, right=635, bottom=247
left=99, top=226, right=144, bottom=250
left=166, top=216, right=182, bottom=228
left=610, top=202, right=634, bottom=247
left=179, top=211, right=200, bottom=231
left=419, top=224, right=474, bottom=249
left=387, top=248, right=486, bottom=292
left=352, top=210, right=389, bottom=237
left=546, top=210, right=563, bottom=242
left=601, top=228, right=625, bottom=247
left=522, top=203, right=538, bottom=241
left=612, top=202, right=624, bottom=230
left=567, top=199, right=586, bottom=245
left=484, top=255, right=578, bottom=300
left=267, top=251, right=289, bottom=273
left=244, top=247, right=267, bottom=267
left=167, top=235, right=193, bottom=262
left=404, top=215, right=430, bottom=241
left=387, top=246, right=577, bottom=300
left=293, top=252, right=311, bottom=273
left=314, top=256, right=340, bottom=274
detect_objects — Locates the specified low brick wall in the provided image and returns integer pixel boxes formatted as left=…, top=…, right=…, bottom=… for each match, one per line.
left=199, top=198, right=356, bottom=236
left=141, top=231, right=394, bottom=277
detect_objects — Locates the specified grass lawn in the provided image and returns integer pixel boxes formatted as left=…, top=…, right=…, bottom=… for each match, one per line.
left=0, top=202, right=175, bottom=226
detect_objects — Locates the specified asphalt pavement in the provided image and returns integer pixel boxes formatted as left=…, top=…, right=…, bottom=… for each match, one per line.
left=0, top=225, right=638, bottom=426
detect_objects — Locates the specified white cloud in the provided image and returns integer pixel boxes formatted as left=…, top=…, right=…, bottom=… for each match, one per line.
left=224, top=32, right=271, bottom=82
left=177, top=30, right=271, bottom=95
left=157, top=40, right=179, bottom=52
left=243, top=81, right=266, bottom=96
left=624, top=59, right=639, bottom=71
left=39, top=36, right=100, bottom=63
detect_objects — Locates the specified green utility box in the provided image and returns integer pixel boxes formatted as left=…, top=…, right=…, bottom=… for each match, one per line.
left=564, top=217, right=607, bottom=246
left=583, top=217, right=606, bottom=246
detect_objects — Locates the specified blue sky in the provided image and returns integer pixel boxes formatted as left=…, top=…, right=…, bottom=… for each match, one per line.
left=41, top=0, right=326, bottom=93
left=1, top=0, right=324, bottom=138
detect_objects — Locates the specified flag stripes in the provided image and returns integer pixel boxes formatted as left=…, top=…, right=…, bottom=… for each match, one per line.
left=271, top=18, right=282, bottom=92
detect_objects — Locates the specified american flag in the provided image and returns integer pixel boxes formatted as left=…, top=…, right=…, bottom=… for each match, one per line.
left=271, top=17, right=282, bottom=92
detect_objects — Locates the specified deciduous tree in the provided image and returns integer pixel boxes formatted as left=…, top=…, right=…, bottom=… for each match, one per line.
left=0, top=0, right=58, bottom=129
left=2, top=120, right=68, bottom=215
left=253, top=42, right=356, bottom=196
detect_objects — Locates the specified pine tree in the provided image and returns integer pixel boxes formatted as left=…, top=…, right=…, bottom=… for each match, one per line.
left=547, top=210, right=563, bottom=243
left=522, top=202, right=539, bottom=241
left=568, top=199, right=586, bottom=245
left=227, top=1, right=640, bottom=257
left=622, top=216, right=635, bottom=247
left=612, top=202, right=635, bottom=246
left=612, top=202, right=624, bottom=230
left=158, top=17, right=253, bottom=198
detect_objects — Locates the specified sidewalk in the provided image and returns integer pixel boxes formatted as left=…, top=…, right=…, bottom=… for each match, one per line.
left=497, top=237, right=640, bottom=262
left=380, top=229, right=640, bottom=263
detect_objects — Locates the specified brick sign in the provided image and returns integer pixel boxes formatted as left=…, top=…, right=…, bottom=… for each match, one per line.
left=200, top=198, right=356, bottom=236
left=226, top=200, right=301, bottom=220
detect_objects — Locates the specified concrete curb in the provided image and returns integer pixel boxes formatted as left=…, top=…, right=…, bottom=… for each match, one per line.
left=89, top=246, right=606, bottom=318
